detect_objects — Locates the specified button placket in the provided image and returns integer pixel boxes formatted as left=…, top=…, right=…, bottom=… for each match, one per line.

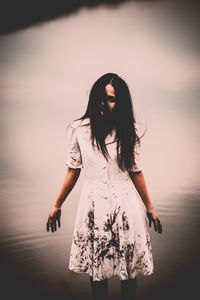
left=103, top=164, right=108, bottom=184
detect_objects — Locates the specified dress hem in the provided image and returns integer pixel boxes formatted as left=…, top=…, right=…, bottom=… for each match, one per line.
left=68, top=266, right=154, bottom=281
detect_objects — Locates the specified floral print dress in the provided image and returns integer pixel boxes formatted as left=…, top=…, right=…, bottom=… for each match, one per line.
left=65, top=117, right=153, bottom=281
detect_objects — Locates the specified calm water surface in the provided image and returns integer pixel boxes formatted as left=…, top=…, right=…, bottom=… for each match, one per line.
left=0, top=173, right=199, bottom=300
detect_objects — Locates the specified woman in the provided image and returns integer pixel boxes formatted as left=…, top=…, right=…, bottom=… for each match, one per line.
left=46, top=73, right=162, bottom=300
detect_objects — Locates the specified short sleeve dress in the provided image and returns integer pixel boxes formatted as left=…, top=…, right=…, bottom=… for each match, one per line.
left=65, top=117, right=153, bottom=281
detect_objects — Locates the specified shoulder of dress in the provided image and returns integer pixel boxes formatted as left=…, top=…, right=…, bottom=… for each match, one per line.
left=67, top=119, right=82, bottom=130
left=134, top=122, right=139, bottom=131
left=134, top=122, right=143, bottom=137
left=80, top=118, right=90, bottom=126
left=134, top=122, right=143, bottom=144
left=67, top=117, right=90, bottom=130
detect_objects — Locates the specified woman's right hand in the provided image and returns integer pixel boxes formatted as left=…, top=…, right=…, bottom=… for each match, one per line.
left=46, top=206, right=61, bottom=233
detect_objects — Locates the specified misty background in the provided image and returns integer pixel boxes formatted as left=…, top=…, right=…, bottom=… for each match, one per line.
left=0, top=0, right=199, bottom=299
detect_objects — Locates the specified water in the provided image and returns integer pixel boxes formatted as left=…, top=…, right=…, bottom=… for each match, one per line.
left=0, top=174, right=199, bottom=300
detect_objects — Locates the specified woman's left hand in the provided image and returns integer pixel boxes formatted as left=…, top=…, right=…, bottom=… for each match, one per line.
left=146, top=207, right=162, bottom=234
left=46, top=206, right=61, bottom=233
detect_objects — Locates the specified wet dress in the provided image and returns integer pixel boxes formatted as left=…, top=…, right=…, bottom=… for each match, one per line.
left=65, top=117, right=153, bottom=281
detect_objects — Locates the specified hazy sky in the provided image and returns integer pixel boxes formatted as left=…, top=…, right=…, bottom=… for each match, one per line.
left=0, top=0, right=199, bottom=195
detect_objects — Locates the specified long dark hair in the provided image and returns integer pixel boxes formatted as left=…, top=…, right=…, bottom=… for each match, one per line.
left=74, top=73, right=145, bottom=172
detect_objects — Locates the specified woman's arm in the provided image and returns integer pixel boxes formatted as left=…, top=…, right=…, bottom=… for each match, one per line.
left=53, top=167, right=81, bottom=208
left=46, top=167, right=81, bottom=232
left=129, top=170, right=162, bottom=233
left=128, top=171, right=154, bottom=210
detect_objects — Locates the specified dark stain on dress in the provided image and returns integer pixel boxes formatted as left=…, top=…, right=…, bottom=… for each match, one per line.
left=103, top=205, right=121, bottom=259
left=122, top=211, right=129, bottom=231
left=71, top=201, right=152, bottom=276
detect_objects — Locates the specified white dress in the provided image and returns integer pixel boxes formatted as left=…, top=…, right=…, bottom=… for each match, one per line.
left=65, top=117, right=153, bottom=281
